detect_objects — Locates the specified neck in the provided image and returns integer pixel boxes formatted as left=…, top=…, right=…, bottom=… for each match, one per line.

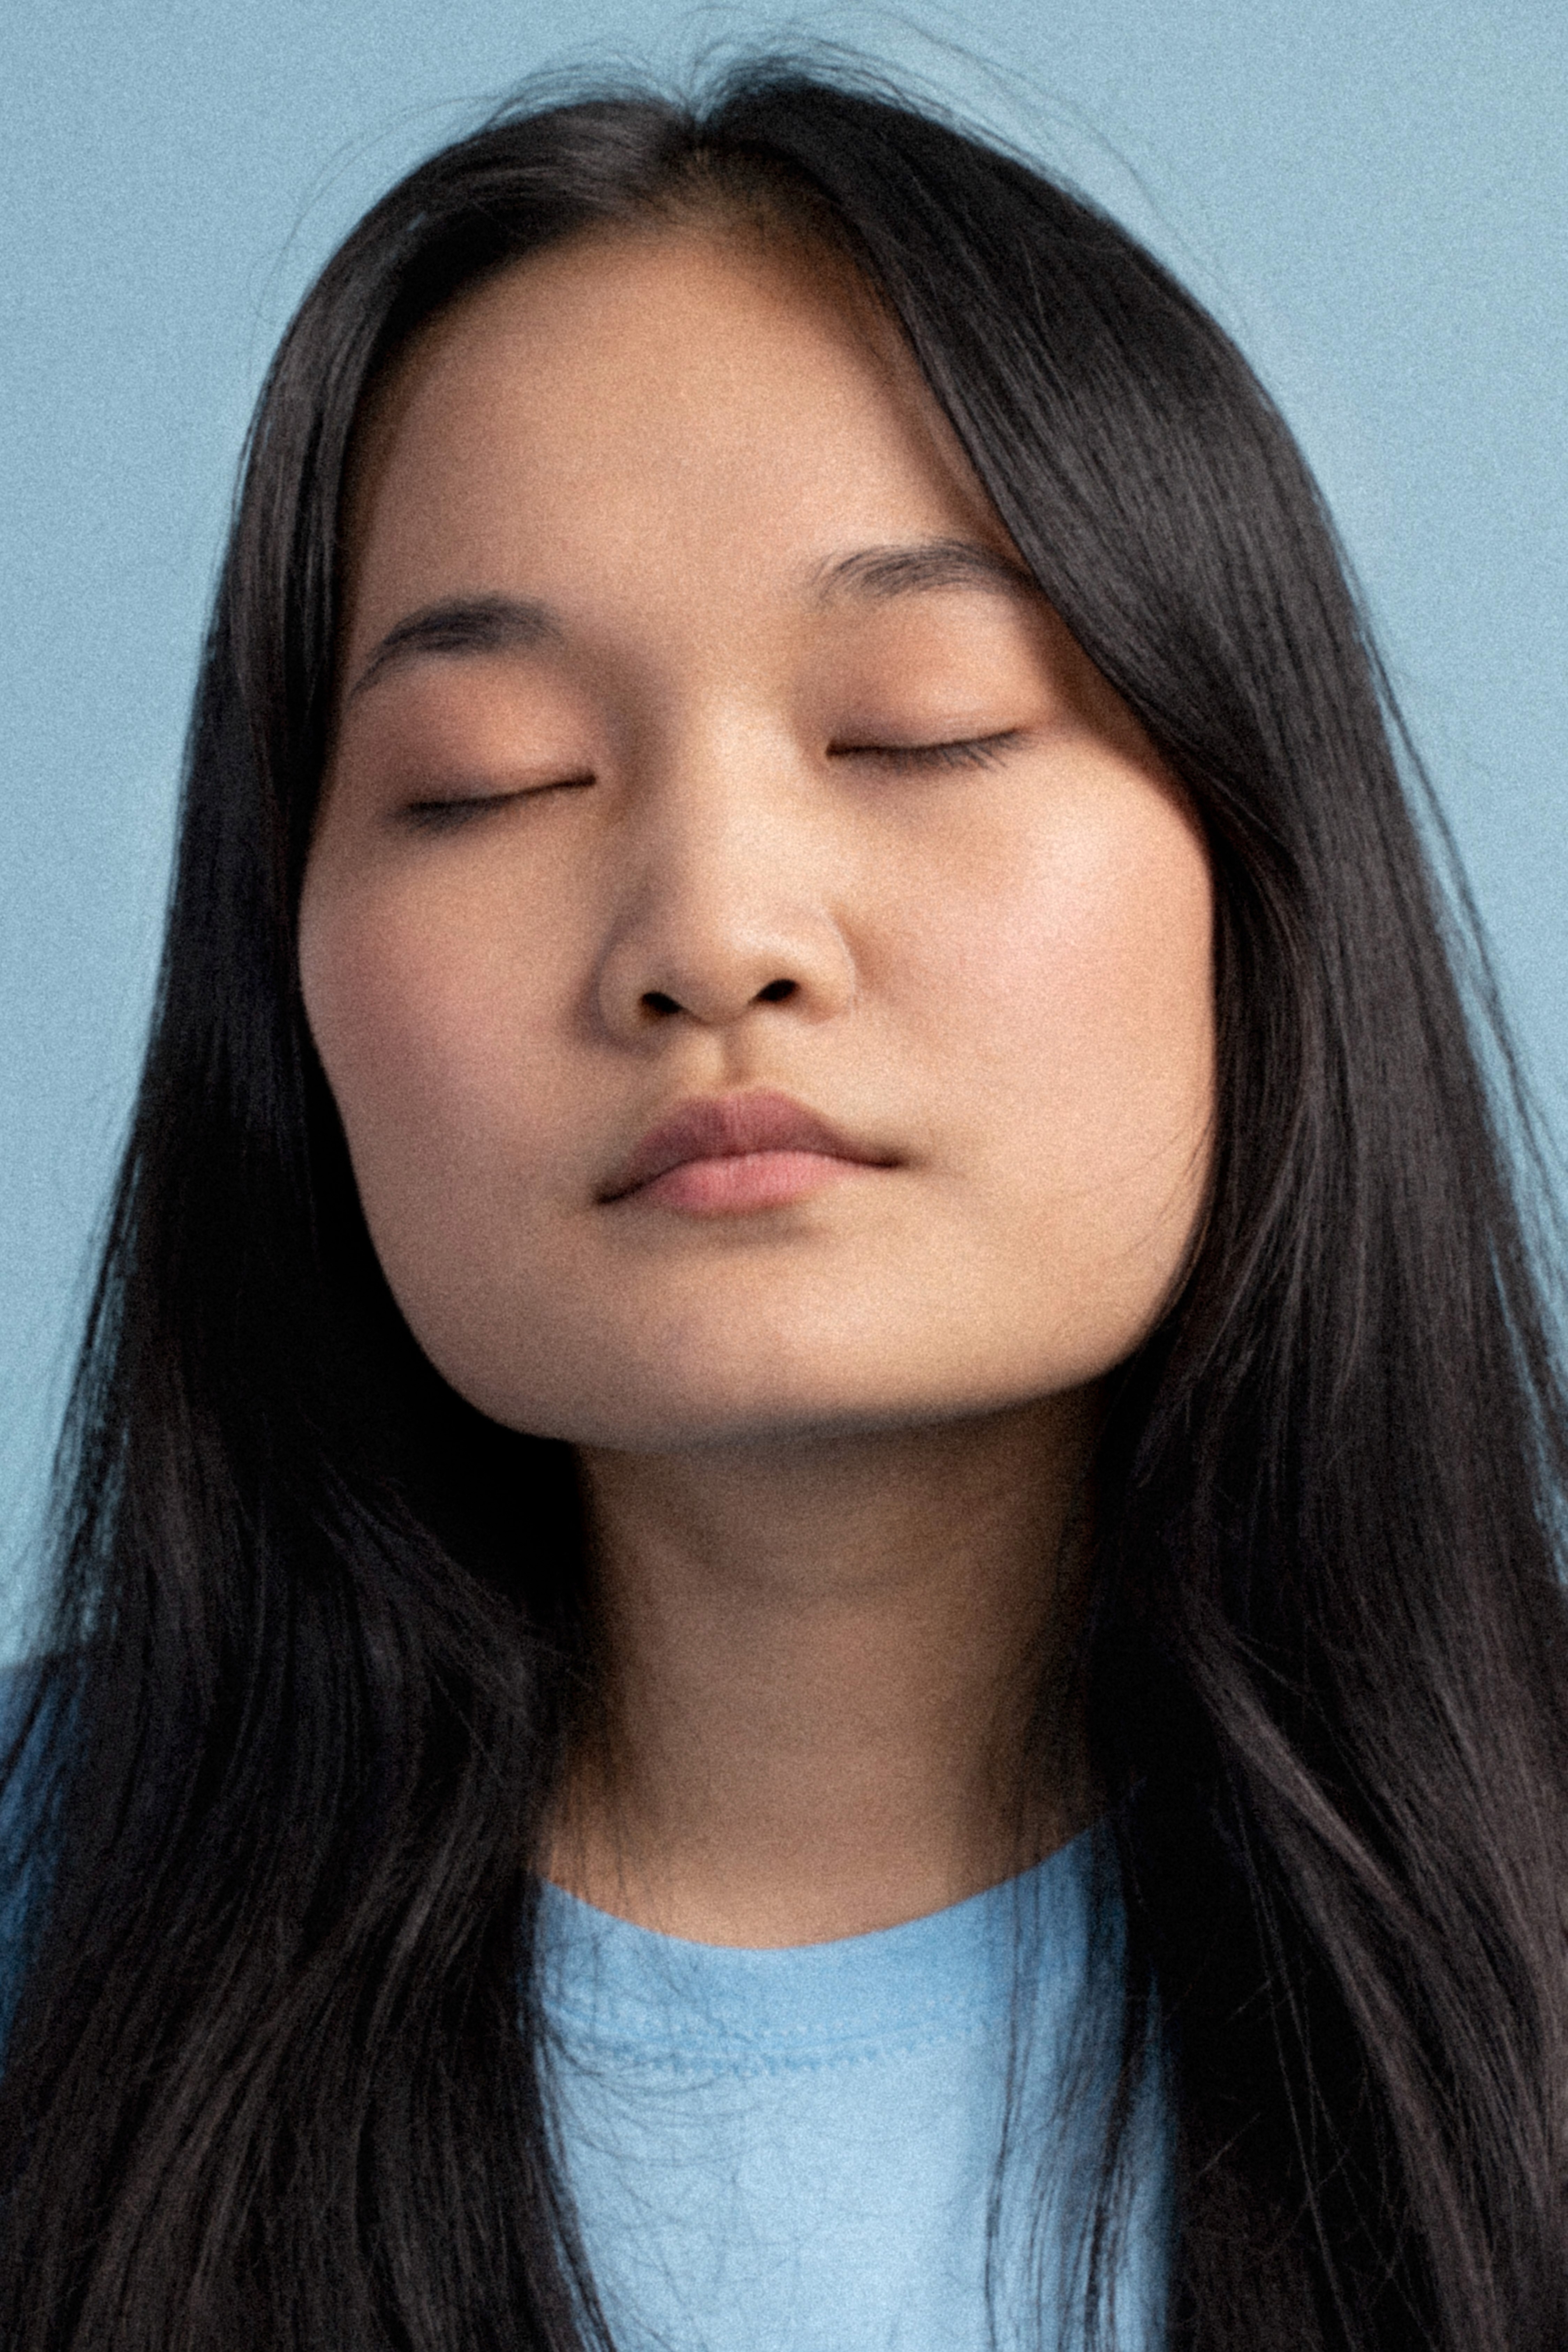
left=547, top=1392, right=1100, bottom=1946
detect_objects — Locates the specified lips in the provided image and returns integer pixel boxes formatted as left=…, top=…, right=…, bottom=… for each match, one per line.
left=600, top=1090, right=893, bottom=1204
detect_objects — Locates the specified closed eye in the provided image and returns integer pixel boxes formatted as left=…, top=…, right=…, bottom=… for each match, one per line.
left=400, top=735, right=1018, bottom=827
left=402, top=773, right=595, bottom=830
left=829, top=730, right=1022, bottom=774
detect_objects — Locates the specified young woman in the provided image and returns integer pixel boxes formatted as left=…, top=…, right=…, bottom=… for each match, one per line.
left=1, top=59, right=1564, bottom=2352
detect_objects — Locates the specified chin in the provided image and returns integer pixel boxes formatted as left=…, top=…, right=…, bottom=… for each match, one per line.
left=400, top=1265, right=1155, bottom=1452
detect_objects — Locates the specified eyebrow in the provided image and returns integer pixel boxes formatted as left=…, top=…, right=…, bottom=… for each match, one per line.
left=346, top=594, right=562, bottom=702
left=346, top=538, right=1040, bottom=703
left=811, top=537, right=1040, bottom=606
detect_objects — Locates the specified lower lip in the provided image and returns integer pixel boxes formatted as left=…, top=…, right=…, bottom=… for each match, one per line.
left=627, top=1149, right=872, bottom=1215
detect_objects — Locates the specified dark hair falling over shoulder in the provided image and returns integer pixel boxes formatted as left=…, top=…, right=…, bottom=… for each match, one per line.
left=2, top=55, right=1566, bottom=2352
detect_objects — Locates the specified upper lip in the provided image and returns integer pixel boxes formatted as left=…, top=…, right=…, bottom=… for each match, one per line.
left=599, top=1090, right=895, bottom=1202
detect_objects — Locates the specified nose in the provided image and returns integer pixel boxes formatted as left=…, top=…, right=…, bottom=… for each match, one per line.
left=593, top=731, right=857, bottom=1041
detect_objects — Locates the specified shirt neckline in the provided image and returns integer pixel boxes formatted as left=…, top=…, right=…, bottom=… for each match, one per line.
left=536, top=1820, right=1105, bottom=2063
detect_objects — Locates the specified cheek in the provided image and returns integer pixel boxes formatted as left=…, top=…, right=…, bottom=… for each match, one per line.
left=904, top=773, right=1214, bottom=1263
left=298, top=871, right=568, bottom=1234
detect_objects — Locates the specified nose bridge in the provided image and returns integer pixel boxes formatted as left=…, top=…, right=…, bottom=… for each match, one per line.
left=594, top=701, right=853, bottom=1035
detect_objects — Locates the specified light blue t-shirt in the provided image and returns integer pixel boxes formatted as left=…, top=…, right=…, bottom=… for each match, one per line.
left=536, top=1828, right=1168, bottom=2352
left=0, top=1665, right=1167, bottom=2344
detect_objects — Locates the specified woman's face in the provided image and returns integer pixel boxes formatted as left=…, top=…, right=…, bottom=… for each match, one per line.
left=300, top=225, right=1214, bottom=1449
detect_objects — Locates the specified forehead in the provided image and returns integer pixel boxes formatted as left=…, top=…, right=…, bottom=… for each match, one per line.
left=338, top=225, right=1014, bottom=657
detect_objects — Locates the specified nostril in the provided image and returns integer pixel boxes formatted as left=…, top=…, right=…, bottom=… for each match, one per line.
left=632, top=977, right=799, bottom=1021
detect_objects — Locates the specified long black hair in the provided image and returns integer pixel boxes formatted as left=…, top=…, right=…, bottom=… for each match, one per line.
left=2, top=57, right=1565, bottom=2352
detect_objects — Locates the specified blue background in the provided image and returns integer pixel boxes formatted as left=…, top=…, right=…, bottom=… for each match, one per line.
left=3, top=1, right=1565, bottom=1657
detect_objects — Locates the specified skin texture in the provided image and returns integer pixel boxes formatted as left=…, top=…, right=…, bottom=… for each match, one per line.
left=300, top=222, right=1214, bottom=1943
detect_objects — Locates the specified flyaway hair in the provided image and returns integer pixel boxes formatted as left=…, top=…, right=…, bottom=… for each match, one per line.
left=2, top=57, right=1565, bottom=2352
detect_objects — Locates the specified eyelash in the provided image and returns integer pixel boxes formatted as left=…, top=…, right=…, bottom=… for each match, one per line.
left=402, top=775, right=592, bottom=831
left=831, top=731, right=1020, bottom=773
left=400, top=733, right=1020, bottom=828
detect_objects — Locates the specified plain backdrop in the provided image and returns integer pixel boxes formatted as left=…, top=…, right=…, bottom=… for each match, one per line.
left=3, top=0, right=1565, bottom=1659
